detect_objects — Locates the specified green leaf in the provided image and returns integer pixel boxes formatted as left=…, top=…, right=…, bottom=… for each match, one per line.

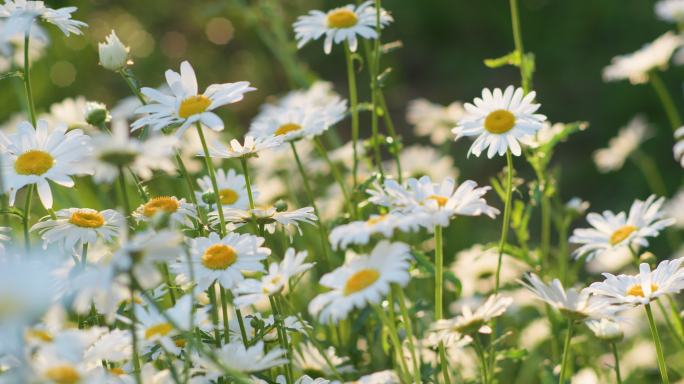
left=0, top=70, right=23, bottom=81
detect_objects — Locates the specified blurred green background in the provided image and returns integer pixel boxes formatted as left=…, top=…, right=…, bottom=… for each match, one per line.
left=1, top=0, right=682, bottom=255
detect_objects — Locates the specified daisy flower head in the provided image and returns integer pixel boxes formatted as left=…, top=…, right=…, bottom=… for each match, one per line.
left=664, top=188, right=684, bottom=228
left=431, top=295, right=512, bottom=337
left=407, top=98, right=464, bottom=145
left=135, top=295, right=198, bottom=356
left=132, top=196, right=197, bottom=228
left=293, top=1, right=392, bottom=54
left=569, top=195, right=675, bottom=261
left=249, top=102, right=345, bottom=145
left=588, top=258, right=684, bottom=306
left=593, top=115, right=652, bottom=173
left=131, top=60, right=255, bottom=136
left=274, top=81, right=347, bottom=120
left=44, top=96, right=93, bottom=131
left=329, top=212, right=423, bottom=250
left=585, top=318, right=624, bottom=342
left=195, top=168, right=252, bottom=210
left=674, top=126, right=684, bottom=168
left=0, top=0, right=87, bottom=38
left=308, top=241, right=412, bottom=324
left=0, top=119, right=92, bottom=209
left=114, top=229, right=184, bottom=287
left=603, top=31, right=683, bottom=84
left=98, top=30, right=129, bottom=72
left=89, top=119, right=177, bottom=183
left=31, top=208, right=123, bottom=252
left=207, top=134, right=283, bottom=160
left=521, top=273, right=618, bottom=320
left=656, top=0, right=684, bottom=23
left=217, top=205, right=317, bottom=235
left=197, top=341, right=287, bottom=376
left=453, top=86, right=546, bottom=158
left=176, top=232, right=269, bottom=291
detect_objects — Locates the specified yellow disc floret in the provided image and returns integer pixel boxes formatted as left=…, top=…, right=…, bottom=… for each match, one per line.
left=275, top=123, right=302, bottom=136
left=178, top=95, right=212, bottom=118
left=627, top=283, right=658, bottom=297
left=69, top=210, right=105, bottom=228
left=44, top=365, right=81, bottom=384
left=14, top=150, right=54, bottom=176
left=143, top=196, right=180, bottom=217
left=219, top=188, right=239, bottom=205
left=610, top=225, right=637, bottom=245
left=427, top=194, right=449, bottom=207
left=344, top=268, right=380, bottom=296
left=202, top=244, right=238, bottom=270
left=326, top=8, right=358, bottom=29
left=144, top=322, right=173, bottom=340
left=484, top=110, right=516, bottom=134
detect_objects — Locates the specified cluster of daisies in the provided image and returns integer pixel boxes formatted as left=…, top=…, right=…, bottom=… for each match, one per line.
left=0, top=1, right=683, bottom=384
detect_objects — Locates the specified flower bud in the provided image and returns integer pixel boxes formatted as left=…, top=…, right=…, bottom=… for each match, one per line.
left=639, top=251, right=657, bottom=267
left=201, top=191, right=217, bottom=206
left=98, top=30, right=129, bottom=71
left=85, top=101, right=111, bottom=126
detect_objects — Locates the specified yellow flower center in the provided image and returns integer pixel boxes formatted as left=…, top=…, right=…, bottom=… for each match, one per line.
left=202, top=244, right=238, bottom=270
left=344, top=268, right=380, bottom=296
left=109, top=367, right=126, bottom=376
left=484, top=109, right=516, bottom=134
left=219, top=188, right=239, bottom=205
left=68, top=210, right=105, bottom=228
left=14, top=150, right=54, bottom=176
left=178, top=95, right=211, bottom=118
left=326, top=8, right=358, bottom=29
left=45, top=365, right=80, bottom=384
left=427, top=194, right=449, bottom=207
left=143, top=196, right=180, bottom=217
left=610, top=225, right=637, bottom=245
left=27, top=329, right=53, bottom=342
left=175, top=338, right=187, bottom=348
left=144, top=322, right=173, bottom=340
left=366, top=214, right=387, bottom=226
left=627, top=283, right=658, bottom=297
left=275, top=123, right=302, bottom=136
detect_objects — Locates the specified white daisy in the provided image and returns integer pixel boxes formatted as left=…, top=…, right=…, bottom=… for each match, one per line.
left=588, top=259, right=684, bottom=306
left=195, top=168, right=252, bottom=210
left=293, top=1, right=392, bottom=54
left=273, top=81, right=347, bottom=121
left=603, top=31, right=683, bottom=84
left=431, top=295, right=512, bottom=337
left=98, top=30, right=129, bottom=72
left=386, top=145, right=458, bottom=181
left=585, top=318, right=624, bottom=342
left=216, top=205, right=317, bottom=235
left=453, top=86, right=546, bottom=158
left=593, top=115, right=652, bottom=173
left=569, top=195, right=675, bottom=260
left=674, top=126, right=684, bottom=168
left=174, top=232, right=269, bottom=291
left=0, top=119, right=92, bottom=208
left=132, top=60, right=255, bottom=136
left=134, top=295, right=198, bottom=356
left=31, top=208, right=123, bottom=252
left=196, top=341, right=287, bottom=376
left=354, top=370, right=400, bottom=384
left=89, top=119, right=177, bottom=183
left=0, top=0, right=87, bottom=38
left=293, top=342, right=349, bottom=377
left=329, top=212, right=422, bottom=250
left=664, top=187, right=684, bottom=228
left=207, top=134, right=283, bottom=159
left=132, top=196, right=197, bottom=228
left=407, top=98, right=464, bottom=145
left=656, top=0, right=684, bottom=23
left=114, top=229, right=184, bottom=289
left=308, top=241, right=412, bottom=323
left=43, top=96, right=92, bottom=131
left=521, top=273, right=619, bottom=320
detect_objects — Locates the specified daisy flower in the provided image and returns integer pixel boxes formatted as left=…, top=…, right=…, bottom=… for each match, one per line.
left=587, top=259, right=684, bottom=306
left=174, top=232, right=269, bottom=291
left=274, top=81, right=347, bottom=118
left=196, top=341, right=287, bottom=376
left=569, top=195, right=675, bottom=260
left=98, top=30, right=129, bottom=72
left=249, top=103, right=340, bottom=144
left=453, top=86, right=546, bottom=158
left=602, top=31, right=683, bottom=84
left=131, top=60, right=255, bottom=136
left=293, top=342, right=350, bottom=377
left=207, top=135, right=283, bottom=159
left=134, top=295, right=198, bottom=356
left=0, top=0, right=87, bottom=38
left=407, top=98, right=464, bottom=145
left=431, top=295, right=512, bottom=337
left=0, top=119, right=92, bottom=209
left=114, top=229, right=184, bottom=289
left=132, top=196, right=197, bottom=228
left=293, top=1, right=392, bottom=54
left=216, top=205, right=317, bottom=235
left=195, top=168, right=252, bottom=210
left=329, top=212, right=422, bottom=250
left=656, top=0, right=684, bottom=23
left=308, top=241, right=412, bottom=324
left=88, top=119, right=177, bottom=183
left=593, top=115, right=652, bottom=173
left=31, top=208, right=123, bottom=252
left=521, top=273, right=619, bottom=320
left=43, top=96, right=93, bottom=131
left=585, top=318, right=624, bottom=342
left=450, top=244, right=528, bottom=297
left=674, top=126, right=684, bottom=168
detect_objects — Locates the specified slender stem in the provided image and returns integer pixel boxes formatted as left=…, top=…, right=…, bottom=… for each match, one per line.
left=196, top=123, right=226, bottom=237
left=509, top=0, right=529, bottom=93
left=235, top=308, right=250, bottom=347
left=162, top=263, right=176, bottom=306
left=289, top=141, right=331, bottom=268
left=394, top=285, right=421, bottom=384
left=366, top=32, right=385, bottom=180
left=117, top=167, right=133, bottom=224
left=649, top=71, right=682, bottom=131
left=23, top=30, right=37, bottom=127
left=240, top=159, right=256, bottom=210
left=494, top=150, right=514, bottom=293
left=646, top=303, right=670, bottom=384
left=435, top=225, right=445, bottom=319
left=630, top=150, right=668, bottom=196
left=269, top=295, right=294, bottom=384
left=118, top=69, right=148, bottom=138
left=438, top=342, right=452, bottom=384
left=207, top=283, right=222, bottom=347
left=540, top=193, right=551, bottom=271
left=174, top=152, right=207, bottom=234
left=558, top=320, right=574, bottom=384
left=22, top=184, right=34, bottom=251
left=373, top=305, right=411, bottom=383
left=377, top=92, right=403, bottom=183
left=473, top=337, right=490, bottom=384
left=128, top=273, right=142, bottom=384
left=220, top=287, right=230, bottom=345
left=313, top=138, right=356, bottom=218
left=344, top=42, right=360, bottom=189
left=81, top=243, right=89, bottom=269
left=611, top=343, right=622, bottom=384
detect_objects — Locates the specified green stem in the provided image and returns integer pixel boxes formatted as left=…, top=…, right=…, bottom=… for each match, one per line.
left=630, top=150, right=668, bottom=196
left=473, top=337, right=490, bottom=384
left=394, top=285, right=421, bottom=384
left=118, top=69, right=148, bottom=138
left=313, top=138, right=355, bottom=218
left=344, top=42, right=360, bottom=189
left=220, top=287, right=230, bottom=345
left=289, top=141, right=331, bottom=268
left=240, top=159, right=256, bottom=210
left=235, top=308, right=250, bottom=347
left=162, top=263, right=176, bottom=306
left=649, top=71, right=682, bottom=131
left=22, top=184, right=34, bottom=251
left=558, top=320, right=574, bottom=384
left=509, top=0, right=529, bottom=93
left=81, top=243, right=89, bottom=269
left=23, top=30, right=37, bottom=127
left=207, top=283, right=222, bottom=347
left=373, top=305, right=411, bottom=383
left=196, top=123, right=226, bottom=237
left=438, top=342, right=452, bottom=384
left=269, top=296, right=294, bottom=384
left=128, top=272, right=143, bottom=384
left=435, top=225, right=444, bottom=319
left=494, top=150, right=514, bottom=293
left=611, top=343, right=622, bottom=384
left=646, top=303, right=670, bottom=384
left=174, top=152, right=207, bottom=234
left=377, top=92, right=403, bottom=183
